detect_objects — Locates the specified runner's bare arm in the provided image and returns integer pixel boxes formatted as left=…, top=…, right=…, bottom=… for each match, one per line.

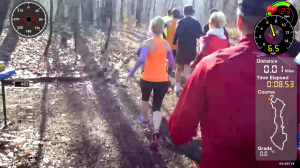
left=165, top=20, right=171, bottom=28
left=169, top=60, right=208, bottom=145
left=163, top=41, right=175, bottom=68
left=173, top=20, right=183, bottom=45
left=191, top=36, right=211, bottom=67
left=196, top=22, right=203, bottom=39
left=128, top=41, right=148, bottom=76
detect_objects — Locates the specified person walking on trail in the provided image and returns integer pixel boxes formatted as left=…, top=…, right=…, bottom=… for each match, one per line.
left=136, top=29, right=156, bottom=73
left=203, top=9, right=229, bottom=40
left=190, top=11, right=229, bottom=68
left=168, top=0, right=300, bottom=167
left=161, top=9, right=173, bottom=39
left=128, top=16, right=175, bottom=149
left=165, top=9, right=180, bottom=74
left=173, top=5, right=202, bottom=97
left=163, top=9, right=173, bottom=23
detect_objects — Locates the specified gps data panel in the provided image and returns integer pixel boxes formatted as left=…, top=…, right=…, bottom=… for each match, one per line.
left=256, top=57, right=297, bottom=161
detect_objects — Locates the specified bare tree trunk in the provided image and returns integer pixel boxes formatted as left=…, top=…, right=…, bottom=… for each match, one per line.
left=136, top=0, right=143, bottom=27
left=88, top=0, right=93, bottom=23
left=193, top=0, right=196, bottom=7
left=112, top=0, right=116, bottom=23
left=54, top=0, right=61, bottom=23
left=43, top=0, right=54, bottom=56
left=0, top=0, right=10, bottom=35
left=153, top=0, right=156, bottom=16
left=146, top=0, right=150, bottom=11
left=99, top=0, right=105, bottom=25
left=102, top=0, right=113, bottom=52
left=146, top=0, right=152, bottom=22
left=164, top=0, right=169, bottom=13
left=104, top=10, right=113, bottom=50
left=131, top=0, right=135, bottom=15
left=119, top=0, right=124, bottom=23
left=96, top=0, right=101, bottom=26
left=148, top=0, right=152, bottom=13
left=74, top=3, right=79, bottom=52
left=59, top=1, right=65, bottom=24
left=170, top=0, right=176, bottom=9
left=81, top=0, right=85, bottom=23
left=102, top=0, right=113, bottom=24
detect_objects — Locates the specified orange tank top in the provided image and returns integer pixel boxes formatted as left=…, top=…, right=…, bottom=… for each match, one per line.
left=141, top=38, right=168, bottom=82
left=166, top=19, right=178, bottom=50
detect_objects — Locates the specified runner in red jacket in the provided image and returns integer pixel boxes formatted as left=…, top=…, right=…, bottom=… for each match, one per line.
left=168, top=0, right=299, bottom=167
left=190, top=11, right=229, bottom=68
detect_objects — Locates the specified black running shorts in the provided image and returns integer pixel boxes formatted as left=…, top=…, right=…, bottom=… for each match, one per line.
left=140, top=79, right=170, bottom=112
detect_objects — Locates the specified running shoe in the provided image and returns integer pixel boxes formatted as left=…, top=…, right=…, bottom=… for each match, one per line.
left=140, top=113, right=149, bottom=129
left=174, top=85, right=181, bottom=97
left=150, top=131, right=160, bottom=149
left=176, top=91, right=181, bottom=97
left=167, top=68, right=172, bottom=75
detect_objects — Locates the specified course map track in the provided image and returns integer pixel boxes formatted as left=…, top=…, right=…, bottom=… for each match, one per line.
left=269, top=95, right=287, bottom=150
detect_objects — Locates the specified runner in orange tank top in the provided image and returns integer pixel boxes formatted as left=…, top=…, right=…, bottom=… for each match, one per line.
left=165, top=9, right=180, bottom=74
left=128, top=16, right=175, bottom=149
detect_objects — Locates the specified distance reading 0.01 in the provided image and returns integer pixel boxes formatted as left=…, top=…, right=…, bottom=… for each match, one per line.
left=267, top=81, right=294, bottom=88
left=263, top=65, right=294, bottom=74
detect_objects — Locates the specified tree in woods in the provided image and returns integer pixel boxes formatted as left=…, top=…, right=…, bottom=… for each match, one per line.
left=0, top=0, right=24, bottom=34
left=81, top=0, right=85, bottom=23
left=98, top=0, right=105, bottom=26
left=222, top=0, right=238, bottom=25
left=80, top=0, right=94, bottom=24
left=202, top=0, right=221, bottom=23
left=88, top=0, right=94, bottom=23
left=0, top=0, right=10, bottom=35
left=131, top=0, right=135, bottom=15
left=164, top=0, right=176, bottom=14
left=101, top=0, right=113, bottom=52
left=143, top=0, right=153, bottom=22
left=54, top=0, right=66, bottom=27
left=102, top=0, right=114, bottom=25
left=73, top=0, right=80, bottom=52
left=153, top=0, right=156, bottom=17
left=119, top=0, right=124, bottom=23
left=104, top=2, right=113, bottom=50
left=43, top=0, right=54, bottom=56
left=136, top=0, right=143, bottom=26
left=147, top=0, right=153, bottom=20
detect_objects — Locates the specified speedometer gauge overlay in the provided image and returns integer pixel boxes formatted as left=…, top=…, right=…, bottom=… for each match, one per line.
left=256, top=57, right=297, bottom=161
left=10, top=1, right=48, bottom=38
left=254, top=15, right=294, bottom=56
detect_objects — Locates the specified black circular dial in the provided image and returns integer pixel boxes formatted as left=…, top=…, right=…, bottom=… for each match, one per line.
left=254, top=15, right=294, bottom=56
left=10, top=1, right=48, bottom=38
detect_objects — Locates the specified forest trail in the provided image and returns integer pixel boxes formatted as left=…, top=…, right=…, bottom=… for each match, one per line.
left=0, top=27, right=202, bottom=168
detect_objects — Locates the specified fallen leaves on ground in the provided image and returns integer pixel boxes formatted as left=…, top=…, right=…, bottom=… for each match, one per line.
left=0, top=25, right=202, bottom=168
